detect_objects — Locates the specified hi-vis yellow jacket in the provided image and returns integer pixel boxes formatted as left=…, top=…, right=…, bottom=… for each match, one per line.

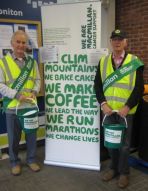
left=100, top=53, right=137, bottom=114
left=0, top=54, right=37, bottom=109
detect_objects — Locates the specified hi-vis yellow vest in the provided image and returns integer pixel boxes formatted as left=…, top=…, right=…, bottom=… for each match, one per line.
left=100, top=53, right=137, bottom=114
left=0, top=55, right=37, bottom=109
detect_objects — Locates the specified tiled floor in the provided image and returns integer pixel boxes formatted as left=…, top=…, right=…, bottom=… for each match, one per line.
left=0, top=145, right=148, bottom=191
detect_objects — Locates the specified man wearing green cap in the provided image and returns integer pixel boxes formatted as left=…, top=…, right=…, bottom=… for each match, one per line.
left=94, top=29, right=144, bottom=188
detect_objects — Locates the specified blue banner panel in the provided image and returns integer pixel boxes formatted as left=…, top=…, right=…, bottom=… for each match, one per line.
left=0, top=0, right=57, bottom=21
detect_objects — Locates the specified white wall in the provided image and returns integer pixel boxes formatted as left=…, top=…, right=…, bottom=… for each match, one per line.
left=101, top=0, right=115, bottom=51
left=56, top=0, right=115, bottom=50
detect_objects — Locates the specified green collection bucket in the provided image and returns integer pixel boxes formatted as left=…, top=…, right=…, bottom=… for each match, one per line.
left=16, top=98, right=39, bottom=134
left=102, top=113, right=127, bottom=149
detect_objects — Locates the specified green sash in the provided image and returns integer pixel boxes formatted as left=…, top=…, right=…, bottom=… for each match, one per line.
left=3, top=56, right=34, bottom=111
left=103, top=59, right=144, bottom=92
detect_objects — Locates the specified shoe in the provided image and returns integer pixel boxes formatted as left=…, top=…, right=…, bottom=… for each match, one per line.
left=102, top=169, right=118, bottom=181
left=11, top=165, right=21, bottom=176
left=28, top=163, right=40, bottom=172
left=118, top=175, right=129, bottom=189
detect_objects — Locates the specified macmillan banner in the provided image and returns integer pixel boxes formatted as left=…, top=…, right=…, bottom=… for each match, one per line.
left=41, top=1, right=107, bottom=170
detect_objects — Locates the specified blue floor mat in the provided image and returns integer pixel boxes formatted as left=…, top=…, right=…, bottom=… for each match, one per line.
left=129, top=156, right=148, bottom=174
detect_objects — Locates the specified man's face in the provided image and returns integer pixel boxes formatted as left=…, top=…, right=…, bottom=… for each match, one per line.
left=11, top=34, right=27, bottom=57
left=110, top=37, right=127, bottom=52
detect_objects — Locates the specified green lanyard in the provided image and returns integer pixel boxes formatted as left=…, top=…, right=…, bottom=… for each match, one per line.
left=103, top=59, right=144, bottom=92
left=3, top=56, right=34, bottom=111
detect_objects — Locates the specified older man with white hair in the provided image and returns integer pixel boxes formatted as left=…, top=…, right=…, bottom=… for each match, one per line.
left=0, top=30, right=41, bottom=175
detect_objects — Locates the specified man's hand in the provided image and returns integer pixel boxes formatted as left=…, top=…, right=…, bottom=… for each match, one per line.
left=18, top=94, right=28, bottom=102
left=28, top=92, right=36, bottom=100
left=118, top=105, right=130, bottom=117
left=18, top=93, right=36, bottom=103
left=101, top=103, right=113, bottom=115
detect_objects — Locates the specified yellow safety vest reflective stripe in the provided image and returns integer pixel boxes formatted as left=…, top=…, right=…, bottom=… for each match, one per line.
left=100, top=53, right=137, bottom=114
left=0, top=55, right=37, bottom=108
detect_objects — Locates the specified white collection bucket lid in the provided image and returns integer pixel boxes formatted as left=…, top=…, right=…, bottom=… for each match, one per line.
left=23, top=110, right=37, bottom=116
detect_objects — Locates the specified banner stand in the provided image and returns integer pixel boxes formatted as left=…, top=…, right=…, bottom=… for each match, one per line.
left=41, top=1, right=106, bottom=171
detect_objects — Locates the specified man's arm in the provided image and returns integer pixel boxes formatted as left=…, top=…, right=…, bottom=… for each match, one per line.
left=31, top=61, right=41, bottom=95
left=0, top=66, right=17, bottom=99
left=125, top=66, right=144, bottom=108
left=94, top=62, right=106, bottom=104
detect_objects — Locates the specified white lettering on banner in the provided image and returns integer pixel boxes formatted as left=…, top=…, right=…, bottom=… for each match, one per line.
left=104, top=74, right=118, bottom=89
left=120, top=65, right=133, bottom=75
left=0, top=8, right=23, bottom=16
left=15, top=71, right=29, bottom=90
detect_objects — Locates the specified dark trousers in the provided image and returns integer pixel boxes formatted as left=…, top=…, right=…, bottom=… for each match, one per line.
left=103, top=113, right=133, bottom=175
left=6, top=113, right=37, bottom=167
